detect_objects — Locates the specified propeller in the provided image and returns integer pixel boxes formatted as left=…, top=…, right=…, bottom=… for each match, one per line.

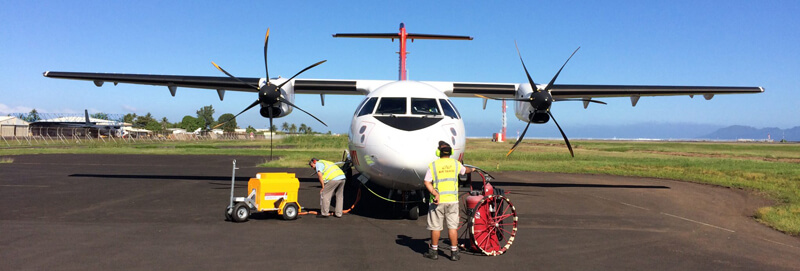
left=212, top=29, right=328, bottom=160
left=477, top=43, right=606, bottom=157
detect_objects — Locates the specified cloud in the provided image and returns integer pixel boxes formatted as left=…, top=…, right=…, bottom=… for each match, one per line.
left=121, top=105, right=138, bottom=112
left=0, top=103, right=34, bottom=114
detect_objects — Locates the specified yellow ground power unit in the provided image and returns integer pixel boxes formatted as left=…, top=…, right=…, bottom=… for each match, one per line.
left=226, top=160, right=302, bottom=222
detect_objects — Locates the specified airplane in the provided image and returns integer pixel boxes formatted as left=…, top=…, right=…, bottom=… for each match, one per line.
left=43, top=23, right=763, bottom=219
left=29, top=109, right=122, bottom=138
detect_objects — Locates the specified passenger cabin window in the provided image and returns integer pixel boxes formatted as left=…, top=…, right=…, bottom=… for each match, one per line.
left=356, top=97, right=377, bottom=117
left=411, top=98, right=441, bottom=115
left=440, top=99, right=460, bottom=119
left=375, top=97, right=407, bottom=114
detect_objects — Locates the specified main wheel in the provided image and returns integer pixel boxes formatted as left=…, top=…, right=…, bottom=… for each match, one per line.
left=232, top=202, right=250, bottom=223
left=468, top=195, right=517, bottom=256
left=282, top=203, right=299, bottom=220
left=407, top=205, right=419, bottom=220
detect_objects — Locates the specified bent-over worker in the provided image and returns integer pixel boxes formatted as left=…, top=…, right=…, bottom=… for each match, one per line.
left=309, top=158, right=346, bottom=218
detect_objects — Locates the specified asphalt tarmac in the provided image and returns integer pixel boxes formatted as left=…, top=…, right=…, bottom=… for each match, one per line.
left=2, top=154, right=799, bottom=270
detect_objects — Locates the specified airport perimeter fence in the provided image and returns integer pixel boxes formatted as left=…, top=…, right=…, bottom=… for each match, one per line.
left=0, top=125, right=275, bottom=147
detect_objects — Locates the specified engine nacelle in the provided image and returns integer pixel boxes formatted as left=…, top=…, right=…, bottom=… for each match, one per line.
left=257, top=78, right=295, bottom=118
left=514, top=83, right=553, bottom=124
left=529, top=112, right=550, bottom=123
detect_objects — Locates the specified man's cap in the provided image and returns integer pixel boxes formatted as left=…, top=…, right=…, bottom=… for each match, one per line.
left=309, top=158, right=319, bottom=164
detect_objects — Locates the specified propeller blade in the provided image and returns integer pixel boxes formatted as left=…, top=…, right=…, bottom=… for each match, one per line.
left=544, top=47, right=580, bottom=92
left=275, top=60, right=328, bottom=90
left=555, top=98, right=607, bottom=105
left=212, top=62, right=260, bottom=90
left=268, top=108, right=273, bottom=161
left=213, top=99, right=260, bottom=129
left=264, top=29, right=270, bottom=83
left=278, top=97, right=328, bottom=127
left=515, top=41, right=538, bottom=92
left=506, top=120, right=532, bottom=157
left=548, top=111, right=574, bottom=157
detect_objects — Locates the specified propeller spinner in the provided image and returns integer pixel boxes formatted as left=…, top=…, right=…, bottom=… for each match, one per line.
left=212, top=29, right=328, bottom=160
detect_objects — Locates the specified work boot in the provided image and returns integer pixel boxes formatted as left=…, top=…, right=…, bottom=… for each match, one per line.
left=423, top=248, right=438, bottom=260
left=450, top=250, right=460, bottom=261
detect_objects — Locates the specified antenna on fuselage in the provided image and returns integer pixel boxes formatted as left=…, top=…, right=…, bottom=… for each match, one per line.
left=333, top=23, right=473, bottom=81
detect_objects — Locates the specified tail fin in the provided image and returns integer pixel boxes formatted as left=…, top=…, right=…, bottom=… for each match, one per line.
left=84, top=109, right=91, bottom=125
left=333, top=23, right=472, bottom=80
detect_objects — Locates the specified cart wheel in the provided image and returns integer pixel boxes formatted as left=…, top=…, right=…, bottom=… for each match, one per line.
left=232, top=202, right=250, bottom=222
left=468, top=195, right=517, bottom=256
left=282, top=203, right=299, bottom=220
left=225, top=206, right=233, bottom=221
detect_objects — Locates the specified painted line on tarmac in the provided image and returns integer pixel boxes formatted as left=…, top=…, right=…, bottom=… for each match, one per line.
left=0, top=184, right=50, bottom=188
left=591, top=195, right=651, bottom=211
left=591, top=195, right=736, bottom=233
left=757, top=237, right=798, bottom=249
left=660, top=212, right=735, bottom=233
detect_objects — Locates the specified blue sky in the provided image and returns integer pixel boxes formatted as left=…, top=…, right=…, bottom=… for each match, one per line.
left=2, top=1, right=798, bottom=137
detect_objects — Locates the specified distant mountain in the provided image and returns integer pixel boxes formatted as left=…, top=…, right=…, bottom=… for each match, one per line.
left=701, top=125, right=800, bottom=141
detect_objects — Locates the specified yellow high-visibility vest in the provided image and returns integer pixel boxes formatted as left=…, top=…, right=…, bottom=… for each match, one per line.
left=428, top=158, right=460, bottom=203
left=318, top=160, right=345, bottom=183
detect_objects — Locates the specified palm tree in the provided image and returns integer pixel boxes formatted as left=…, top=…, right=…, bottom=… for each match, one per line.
left=289, top=124, right=297, bottom=134
left=161, top=117, right=169, bottom=130
left=298, top=124, right=308, bottom=134
left=281, top=122, right=289, bottom=132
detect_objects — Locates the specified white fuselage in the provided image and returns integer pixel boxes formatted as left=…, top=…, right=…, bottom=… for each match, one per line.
left=347, top=81, right=466, bottom=191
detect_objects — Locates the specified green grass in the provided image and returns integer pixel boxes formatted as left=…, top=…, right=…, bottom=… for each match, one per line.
left=1, top=135, right=798, bottom=235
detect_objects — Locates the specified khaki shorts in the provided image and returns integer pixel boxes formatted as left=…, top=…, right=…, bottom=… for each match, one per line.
left=427, top=202, right=459, bottom=231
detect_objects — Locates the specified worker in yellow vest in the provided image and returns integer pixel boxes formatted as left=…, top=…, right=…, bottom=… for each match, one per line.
left=309, top=158, right=346, bottom=218
left=423, top=141, right=473, bottom=261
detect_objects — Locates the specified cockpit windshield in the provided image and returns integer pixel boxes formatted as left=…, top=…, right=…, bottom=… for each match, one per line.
left=411, top=98, right=440, bottom=115
left=356, top=97, right=377, bottom=117
left=375, top=97, right=407, bottom=114
left=439, top=98, right=460, bottom=119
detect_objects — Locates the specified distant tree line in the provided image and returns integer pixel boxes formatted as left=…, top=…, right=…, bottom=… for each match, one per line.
left=10, top=106, right=325, bottom=135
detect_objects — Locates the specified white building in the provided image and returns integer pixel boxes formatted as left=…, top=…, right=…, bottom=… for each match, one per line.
left=0, top=116, right=30, bottom=137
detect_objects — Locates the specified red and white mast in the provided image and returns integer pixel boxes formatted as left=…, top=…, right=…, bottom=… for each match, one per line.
left=398, top=23, right=408, bottom=80
left=333, top=23, right=473, bottom=81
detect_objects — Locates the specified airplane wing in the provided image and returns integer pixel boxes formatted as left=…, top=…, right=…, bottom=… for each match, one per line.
left=42, top=71, right=385, bottom=99
left=423, top=81, right=763, bottom=106
left=43, top=71, right=763, bottom=105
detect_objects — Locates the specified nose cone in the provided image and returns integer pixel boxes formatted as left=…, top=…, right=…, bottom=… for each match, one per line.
left=357, top=123, right=464, bottom=191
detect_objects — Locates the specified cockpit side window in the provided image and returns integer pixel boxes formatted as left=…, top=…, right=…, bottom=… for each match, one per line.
left=411, top=98, right=441, bottom=115
left=440, top=98, right=460, bottom=119
left=375, top=97, right=407, bottom=114
left=356, top=97, right=377, bottom=117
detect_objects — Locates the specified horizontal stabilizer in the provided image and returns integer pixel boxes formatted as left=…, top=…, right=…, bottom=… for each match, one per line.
left=333, top=33, right=472, bottom=40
